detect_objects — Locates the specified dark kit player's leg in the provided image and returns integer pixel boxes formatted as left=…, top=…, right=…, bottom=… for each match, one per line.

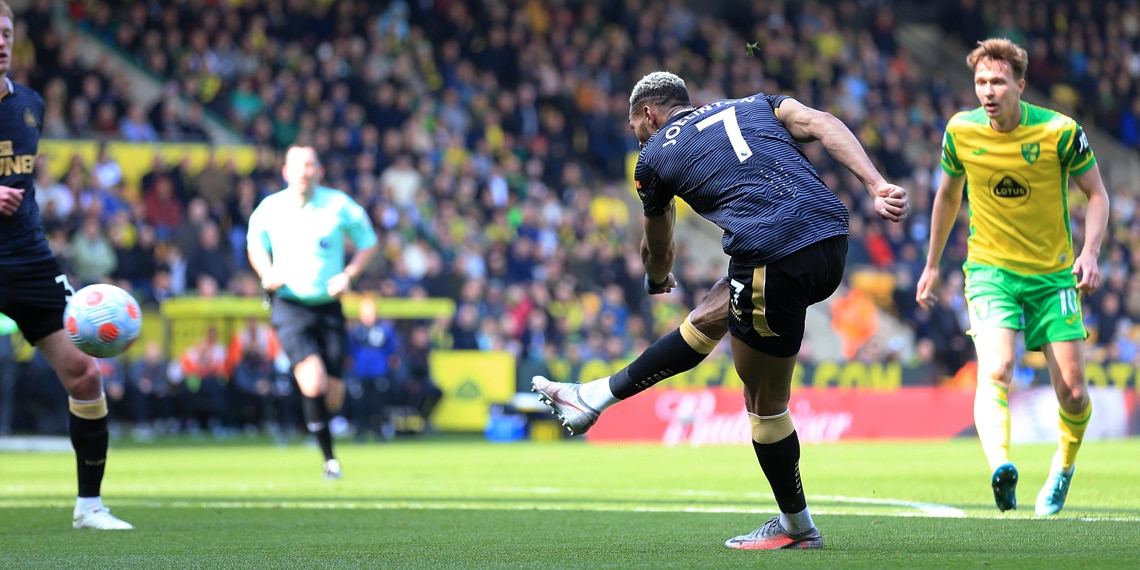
left=4, top=262, right=133, bottom=529
left=532, top=279, right=730, bottom=435
left=723, top=237, right=845, bottom=550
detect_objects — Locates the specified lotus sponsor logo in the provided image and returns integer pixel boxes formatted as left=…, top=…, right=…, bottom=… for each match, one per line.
left=993, top=177, right=1028, bottom=198
left=988, top=170, right=1032, bottom=206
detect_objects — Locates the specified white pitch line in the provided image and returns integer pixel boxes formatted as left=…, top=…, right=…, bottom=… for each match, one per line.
left=0, top=498, right=952, bottom=517
left=487, top=487, right=967, bottom=518
left=1, top=497, right=1137, bottom=521
left=813, top=495, right=966, bottom=518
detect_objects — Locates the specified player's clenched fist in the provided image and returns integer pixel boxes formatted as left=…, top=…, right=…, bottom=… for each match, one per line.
left=0, top=185, right=24, bottom=216
left=871, top=183, right=908, bottom=222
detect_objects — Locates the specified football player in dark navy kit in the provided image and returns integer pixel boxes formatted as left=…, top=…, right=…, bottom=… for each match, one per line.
left=534, top=71, right=908, bottom=550
left=0, top=1, right=132, bottom=530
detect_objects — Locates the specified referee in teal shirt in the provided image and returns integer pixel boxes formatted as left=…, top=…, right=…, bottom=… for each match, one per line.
left=247, top=146, right=378, bottom=479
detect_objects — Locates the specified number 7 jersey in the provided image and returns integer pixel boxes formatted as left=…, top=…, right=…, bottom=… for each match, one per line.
left=940, top=101, right=1096, bottom=274
left=634, top=93, right=849, bottom=265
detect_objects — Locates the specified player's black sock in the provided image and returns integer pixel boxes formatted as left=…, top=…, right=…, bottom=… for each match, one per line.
left=609, top=330, right=706, bottom=399
left=69, top=413, right=108, bottom=498
left=752, top=432, right=807, bottom=514
left=302, top=395, right=335, bottom=461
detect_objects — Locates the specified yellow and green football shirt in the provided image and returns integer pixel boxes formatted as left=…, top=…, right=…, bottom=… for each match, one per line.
left=941, top=101, right=1096, bottom=274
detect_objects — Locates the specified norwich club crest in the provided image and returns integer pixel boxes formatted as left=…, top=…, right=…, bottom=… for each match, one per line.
left=1021, top=142, right=1040, bottom=163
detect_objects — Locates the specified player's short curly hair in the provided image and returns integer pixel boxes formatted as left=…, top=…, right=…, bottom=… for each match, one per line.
left=967, top=38, right=1028, bottom=81
left=629, top=71, right=691, bottom=110
left=0, top=1, right=13, bottom=20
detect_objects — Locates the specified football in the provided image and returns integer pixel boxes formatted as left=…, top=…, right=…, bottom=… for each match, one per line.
left=63, top=284, right=143, bottom=358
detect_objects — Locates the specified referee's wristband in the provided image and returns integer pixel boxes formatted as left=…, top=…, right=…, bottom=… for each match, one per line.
left=645, top=274, right=670, bottom=294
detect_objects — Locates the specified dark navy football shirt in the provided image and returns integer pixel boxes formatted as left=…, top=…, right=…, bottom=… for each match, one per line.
left=634, top=93, right=849, bottom=265
left=0, top=78, right=51, bottom=265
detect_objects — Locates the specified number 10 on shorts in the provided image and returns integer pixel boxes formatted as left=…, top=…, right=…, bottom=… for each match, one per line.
left=1058, top=288, right=1079, bottom=316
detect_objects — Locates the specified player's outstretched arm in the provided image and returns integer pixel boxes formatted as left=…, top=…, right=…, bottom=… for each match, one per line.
left=640, top=199, right=677, bottom=295
left=1072, top=164, right=1110, bottom=294
left=916, top=173, right=967, bottom=309
left=774, top=98, right=906, bottom=221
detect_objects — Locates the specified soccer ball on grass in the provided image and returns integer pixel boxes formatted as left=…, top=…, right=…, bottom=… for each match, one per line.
left=63, top=284, right=143, bottom=358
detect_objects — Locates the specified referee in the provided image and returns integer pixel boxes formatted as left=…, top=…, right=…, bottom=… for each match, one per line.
left=247, top=145, right=378, bottom=479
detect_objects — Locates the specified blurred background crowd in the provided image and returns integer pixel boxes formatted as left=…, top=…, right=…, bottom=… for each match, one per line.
left=3, top=0, right=1140, bottom=438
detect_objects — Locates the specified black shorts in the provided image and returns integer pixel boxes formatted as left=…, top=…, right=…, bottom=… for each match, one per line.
left=270, top=296, right=347, bottom=378
left=727, top=235, right=847, bottom=357
left=0, top=257, right=74, bottom=344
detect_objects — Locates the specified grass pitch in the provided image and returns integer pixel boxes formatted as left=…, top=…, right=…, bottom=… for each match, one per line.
left=2, top=435, right=1138, bottom=568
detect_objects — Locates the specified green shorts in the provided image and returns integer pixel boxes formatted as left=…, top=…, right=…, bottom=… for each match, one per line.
left=962, top=263, right=1088, bottom=351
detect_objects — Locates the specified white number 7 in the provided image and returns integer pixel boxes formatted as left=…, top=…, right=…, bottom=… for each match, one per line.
left=696, top=107, right=754, bottom=163
left=55, top=274, right=77, bottom=299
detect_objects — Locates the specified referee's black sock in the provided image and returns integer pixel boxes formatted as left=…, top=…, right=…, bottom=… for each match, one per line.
left=302, top=395, right=335, bottom=461
left=608, top=330, right=708, bottom=400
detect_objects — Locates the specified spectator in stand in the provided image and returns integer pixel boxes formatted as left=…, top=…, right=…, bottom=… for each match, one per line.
left=225, top=177, right=261, bottom=271
left=832, top=285, right=881, bottom=361
left=230, top=338, right=279, bottom=434
left=395, top=323, right=442, bottom=431
left=128, top=340, right=176, bottom=435
left=69, top=216, right=117, bottom=286
left=181, top=101, right=210, bottom=142
left=111, top=222, right=158, bottom=298
left=97, top=356, right=131, bottom=434
left=185, top=220, right=234, bottom=293
left=143, top=175, right=183, bottom=240
left=176, top=198, right=212, bottom=257
left=34, top=156, right=75, bottom=227
left=119, top=102, right=158, bottom=142
left=176, top=326, right=229, bottom=436
left=141, top=155, right=182, bottom=206
left=146, top=266, right=176, bottom=306
left=159, top=242, right=188, bottom=298
left=195, top=152, right=237, bottom=220
left=347, top=297, right=402, bottom=441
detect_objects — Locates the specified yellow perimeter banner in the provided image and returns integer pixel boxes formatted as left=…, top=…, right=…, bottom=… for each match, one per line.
left=159, top=295, right=455, bottom=358
left=429, top=351, right=516, bottom=432
left=39, top=140, right=258, bottom=196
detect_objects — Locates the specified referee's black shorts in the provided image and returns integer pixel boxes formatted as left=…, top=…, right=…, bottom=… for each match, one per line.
left=270, top=296, right=347, bottom=378
left=727, top=235, right=848, bottom=358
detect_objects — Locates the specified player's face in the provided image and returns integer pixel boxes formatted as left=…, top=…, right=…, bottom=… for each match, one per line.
left=628, top=105, right=652, bottom=148
left=973, top=58, right=1024, bottom=123
left=0, top=16, right=13, bottom=76
left=282, top=147, right=322, bottom=192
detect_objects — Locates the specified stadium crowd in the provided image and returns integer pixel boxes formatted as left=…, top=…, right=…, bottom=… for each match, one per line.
left=3, top=0, right=1140, bottom=437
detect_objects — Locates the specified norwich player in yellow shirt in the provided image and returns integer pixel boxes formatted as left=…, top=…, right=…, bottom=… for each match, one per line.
left=917, top=38, right=1109, bottom=516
